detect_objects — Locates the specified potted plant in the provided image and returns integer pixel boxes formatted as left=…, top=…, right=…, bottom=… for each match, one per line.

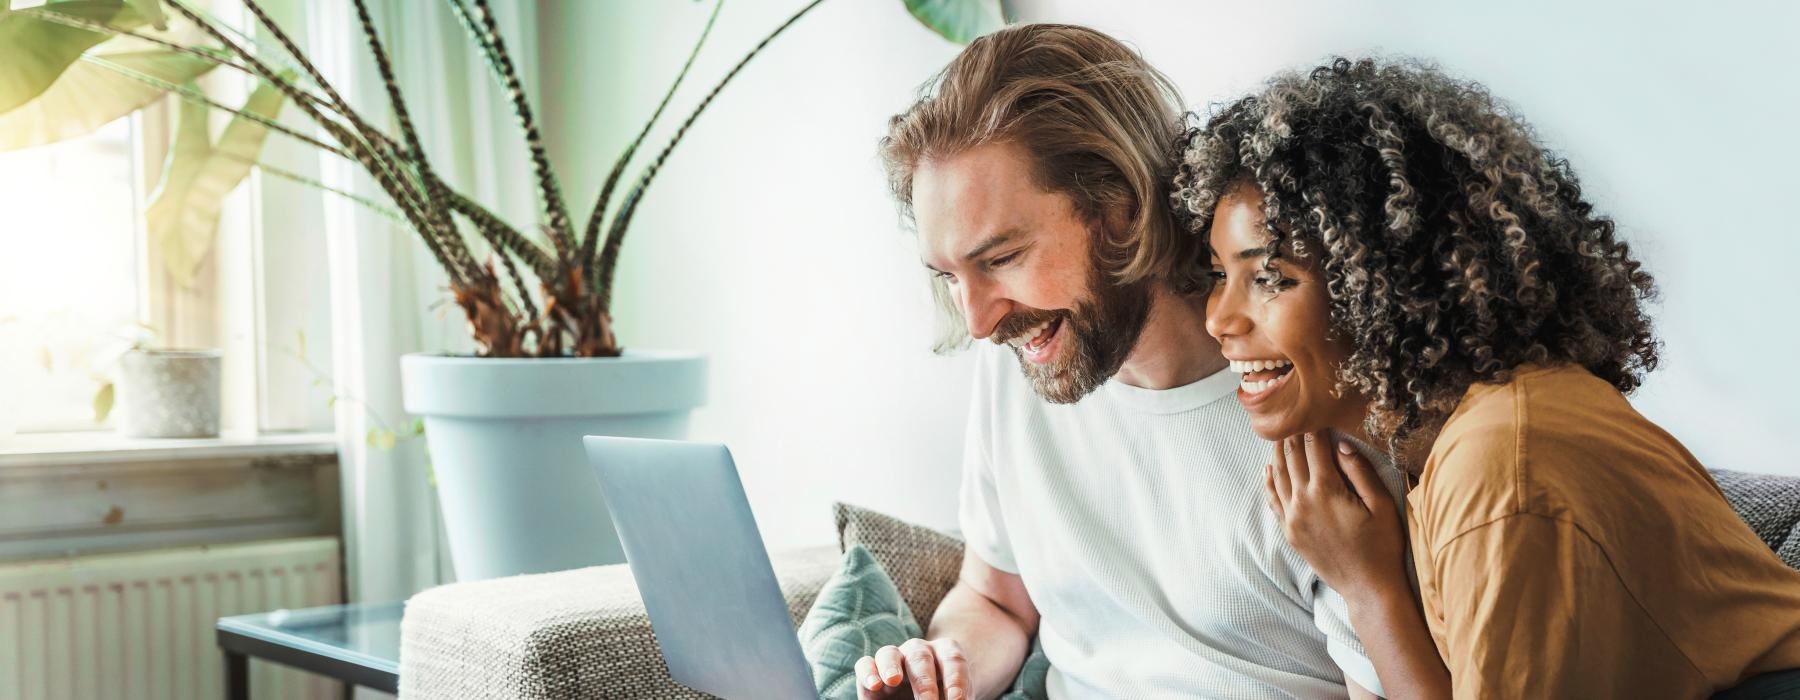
left=81, top=325, right=230, bottom=440
left=3, top=0, right=1012, bottom=580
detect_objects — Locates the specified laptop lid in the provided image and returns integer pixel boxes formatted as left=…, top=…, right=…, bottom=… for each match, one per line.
left=583, top=436, right=816, bottom=700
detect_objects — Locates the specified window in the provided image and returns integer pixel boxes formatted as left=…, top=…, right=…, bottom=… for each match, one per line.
left=0, top=116, right=142, bottom=434
left=0, top=28, right=336, bottom=442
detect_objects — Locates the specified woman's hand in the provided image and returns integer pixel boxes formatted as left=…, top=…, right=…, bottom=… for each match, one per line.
left=1265, top=431, right=1408, bottom=603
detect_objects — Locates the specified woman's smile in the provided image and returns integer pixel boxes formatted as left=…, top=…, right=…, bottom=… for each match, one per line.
left=1230, top=357, right=1295, bottom=403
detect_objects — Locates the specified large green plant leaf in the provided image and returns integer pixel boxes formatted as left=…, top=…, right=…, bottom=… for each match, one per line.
left=902, top=0, right=1012, bottom=44
left=145, top=73, right=292, bottom=288
left=0, top=1, right=148, bottom=115
left=122, top=0, right=164, bottom=30
left=0, top=46, right=217, bottom=150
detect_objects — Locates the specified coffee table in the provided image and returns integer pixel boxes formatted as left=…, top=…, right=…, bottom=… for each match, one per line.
left=216, top=601, right=401, bottom=699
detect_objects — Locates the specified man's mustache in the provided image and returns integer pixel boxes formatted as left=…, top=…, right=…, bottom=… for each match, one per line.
left=991, top=308, right=1067, bottom=345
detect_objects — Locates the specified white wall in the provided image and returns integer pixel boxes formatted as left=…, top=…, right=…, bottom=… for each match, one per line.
left=1021, top=0, right=1800, bottom=475
left=538, top=0, right=1800, bottom=550
left=538, top=0, right=978, bottom=550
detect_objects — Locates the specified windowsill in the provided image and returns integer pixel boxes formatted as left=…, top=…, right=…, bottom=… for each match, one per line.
left=0, top=430, right=338, bottom=468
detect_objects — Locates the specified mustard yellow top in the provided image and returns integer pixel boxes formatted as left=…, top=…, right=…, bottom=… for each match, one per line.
left=1407, top=364, right=1800, bottom=698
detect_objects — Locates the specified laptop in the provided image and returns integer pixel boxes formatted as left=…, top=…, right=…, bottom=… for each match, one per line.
left=583, top=436, right=818, bottom=700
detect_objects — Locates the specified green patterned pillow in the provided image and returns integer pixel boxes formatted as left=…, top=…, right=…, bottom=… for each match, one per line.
left=999, top=637, right=1049, bottom=700
left=798, top=541, right=1052, bottom=700
left=799, top=544, right=923, bottom=699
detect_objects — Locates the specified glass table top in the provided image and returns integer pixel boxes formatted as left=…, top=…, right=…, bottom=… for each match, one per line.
left=216, top=600, right=403, bottom=674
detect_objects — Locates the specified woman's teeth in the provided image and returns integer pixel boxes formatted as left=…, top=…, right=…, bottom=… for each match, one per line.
left=1229, top=359, right=1292, bottom=373
left=1239, top=374, right=1291, bottom=395
left=1231, top=358, right=1293, bottom=395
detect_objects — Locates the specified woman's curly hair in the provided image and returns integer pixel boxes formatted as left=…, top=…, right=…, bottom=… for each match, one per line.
left=1172, top=57, right=1660, bottom=449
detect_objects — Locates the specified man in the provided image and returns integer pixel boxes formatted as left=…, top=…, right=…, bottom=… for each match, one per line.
left=860, top=24, right=1402, bottom=700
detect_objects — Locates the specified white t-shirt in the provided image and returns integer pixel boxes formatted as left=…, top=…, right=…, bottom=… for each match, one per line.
left=959, top=345, right=1405, bottom=699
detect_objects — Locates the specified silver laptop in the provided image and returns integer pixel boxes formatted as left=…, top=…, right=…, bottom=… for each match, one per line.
left=583, top=436, right=817, bottom=700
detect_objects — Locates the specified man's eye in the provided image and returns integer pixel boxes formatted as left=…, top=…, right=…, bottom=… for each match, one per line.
left=989, top=252, right=1020, bottom=268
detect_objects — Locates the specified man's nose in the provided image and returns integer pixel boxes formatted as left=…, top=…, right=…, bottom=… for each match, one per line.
left=960, top=277, right=1009, bottom=341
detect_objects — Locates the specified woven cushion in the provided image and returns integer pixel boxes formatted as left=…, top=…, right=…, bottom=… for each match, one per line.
left=798, top=544, right=923, bottom=699
left=399, top=544, right=840, bottom=699
left=1712, top=469, right=1800, bottom=570
left=834, top=502, right=966, bottom=627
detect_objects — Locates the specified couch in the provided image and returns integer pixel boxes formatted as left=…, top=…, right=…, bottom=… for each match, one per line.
left=398, top=469, right=1800, bottom=698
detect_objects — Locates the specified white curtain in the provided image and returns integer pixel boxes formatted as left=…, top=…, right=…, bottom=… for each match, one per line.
left=307, top=0, right=543, bottom=606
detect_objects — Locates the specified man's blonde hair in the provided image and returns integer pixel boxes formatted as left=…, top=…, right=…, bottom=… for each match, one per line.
left=879, top=23, right=1192, bottom=352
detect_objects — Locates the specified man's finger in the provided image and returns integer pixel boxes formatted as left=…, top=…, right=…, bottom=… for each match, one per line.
left=901, top=638, right=941, bottom=700
left=1337, top=441, right=1392, bottom=513
left=1303, top=431, right=1342, bottom=494
left=874, top=645, right=905, bottom=688
left=931, top=639, right=970, bottom=700
left=855, top=656, right=883, bottom=698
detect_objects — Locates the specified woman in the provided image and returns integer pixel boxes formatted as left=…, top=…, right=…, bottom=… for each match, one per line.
left=1172, top=58, right=1800, bottom=698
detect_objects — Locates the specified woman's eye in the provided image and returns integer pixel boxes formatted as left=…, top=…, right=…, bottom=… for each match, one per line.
left=933, top=270, right=958, bottom=284
left=1253, top=275, right=1297, bottom=292
left=1207, top=268, right=1227, bottom=281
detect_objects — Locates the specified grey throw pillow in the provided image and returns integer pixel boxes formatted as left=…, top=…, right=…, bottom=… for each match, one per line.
left=1712, top=469, right=1800, bottom=570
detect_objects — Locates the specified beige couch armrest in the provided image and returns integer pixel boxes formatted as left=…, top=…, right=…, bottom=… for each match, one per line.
left=399, top=544, right=841, bottom=699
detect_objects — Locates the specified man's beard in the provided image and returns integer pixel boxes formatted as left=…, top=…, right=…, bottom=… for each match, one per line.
left=992, top=262, right=1152, bottom=404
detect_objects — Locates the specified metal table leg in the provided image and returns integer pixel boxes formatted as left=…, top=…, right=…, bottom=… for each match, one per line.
left=224, top=650, right=249, bottom=700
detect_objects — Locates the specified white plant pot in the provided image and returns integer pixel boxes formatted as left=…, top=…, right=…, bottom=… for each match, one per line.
left=117, top=349, right=222, bottom=438
left=400, top=351, right=706, bottom=581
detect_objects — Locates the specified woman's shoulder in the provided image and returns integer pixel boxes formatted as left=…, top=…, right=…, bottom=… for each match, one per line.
left=1418, top=363, right=1690, bottom=533
left=1433, top=363, right=1633, bottom=459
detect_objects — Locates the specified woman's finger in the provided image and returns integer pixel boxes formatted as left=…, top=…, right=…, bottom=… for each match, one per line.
left=1303, top=431, right=1343, bottom=494
left=1337, top=441, right=1395, bottom=513
left=1265, top=464, right=1286, bottom=519
left=1283, top=435, right=1311, bottom=492
left=1270, top=444, right=1293, bottom=505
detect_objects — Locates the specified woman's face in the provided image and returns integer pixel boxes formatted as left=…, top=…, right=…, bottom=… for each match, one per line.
left=1204, top=182, right=1368, bottom=440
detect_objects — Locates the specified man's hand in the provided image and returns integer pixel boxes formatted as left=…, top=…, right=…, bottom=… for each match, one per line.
left=854, top=638, right=970, bottom=700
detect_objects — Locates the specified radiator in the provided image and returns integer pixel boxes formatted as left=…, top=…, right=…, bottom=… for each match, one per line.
left=0, top=536, right=343, bottom=700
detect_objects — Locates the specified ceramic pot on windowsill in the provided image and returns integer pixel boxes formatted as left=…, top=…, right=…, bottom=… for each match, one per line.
left=116, top=349, right=222, bottom=439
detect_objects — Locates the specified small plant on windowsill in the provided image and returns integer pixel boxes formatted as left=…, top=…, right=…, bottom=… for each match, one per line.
left=4, top=0, right=1014, bottom=580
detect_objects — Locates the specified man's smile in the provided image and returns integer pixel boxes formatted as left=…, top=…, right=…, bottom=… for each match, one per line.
left=1008, top=317, right=1065, bottom=364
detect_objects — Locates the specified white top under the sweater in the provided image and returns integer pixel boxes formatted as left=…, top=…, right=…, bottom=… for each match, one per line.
left=959, top=344, right=1403, bottom=699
